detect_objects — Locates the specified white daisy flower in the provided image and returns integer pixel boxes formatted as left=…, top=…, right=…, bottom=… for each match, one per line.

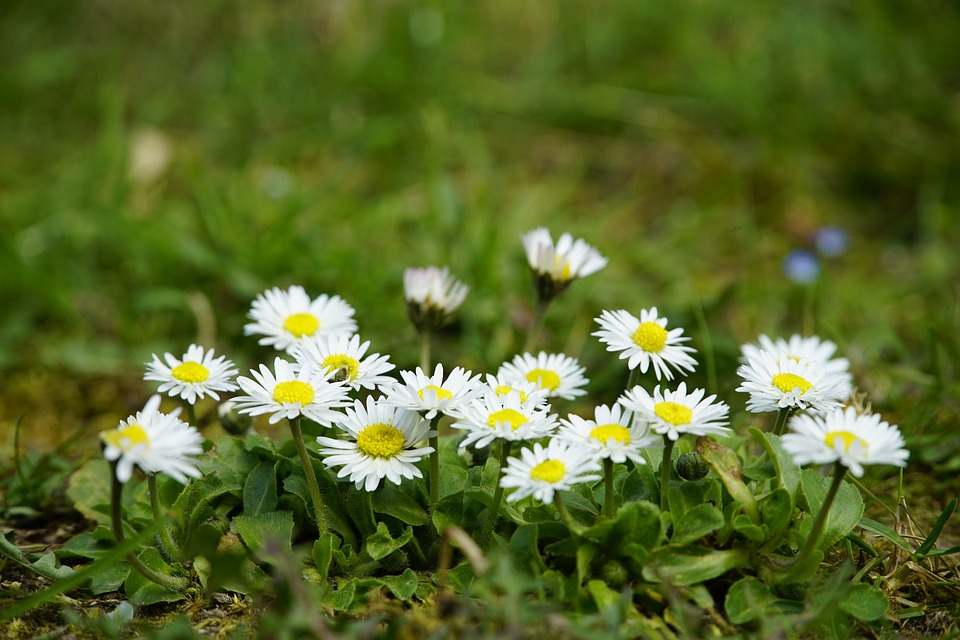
left=404, top=266, right=469, bottom=331
left=233, top=357, right=350, bottom=425
left=497, top=352, right=589, bottom=400
left=619, top=382, right=731, bottom=442
left=740, top=334, right=853, bottom=399
left=293, top=334, right=395, bottom=391
left=316, top=397, right=435, bottom=492
left=483, top=373, right=550, bottom=410
left=592, top=308, right=698, bottom=381
left=736, top=352, right=847, bottom=414
left=380, top=363, right=483, bottom=421
left=500, top=439, right=602, bottom=504
left=781, top=407, right=908, bottom=477
left=522, top=228, right=608, bottom=298
left=556, top=403, right=660, bottom=465
left=451, top=388, right=559, bottom=450
left=100, top=395, right=204, bottom=484
left=244, top=285, right=357, bottom=354
left=144, top=344, right=239, bottom=404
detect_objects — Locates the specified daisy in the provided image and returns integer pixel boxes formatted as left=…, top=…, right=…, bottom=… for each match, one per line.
left=736, top=351, right=847, bottom=415
left=451, top=388, right=559, bottom=450
left=557, top=403, right=660, bottom=465
left=293, top=333, right=395, bottom=391
left=497, top=352, right=589, bottom=400
left=740, top=334, right=852, bottom=399
left=522, top=227, right=608, bottom=298
left=316, top=397, right=435, bottom=492
left=592, top=308, right=698, bottom=381
left=100, top=395, right=204, bottom=484
left=619, top=382, right=730, bottom=442
left=404, top=266, right=469, bottom=331
left=233, top=357, right=350, bottom=425
left=144, top=344, right=239, bottom=404
left=380, top=363, right=483, bottom=421
left=781, top=407, right=908, bottom=478
left=483, top=373, right=550, bottom=410
left=244, top=285, right=357, bottom=354
left=500, top=439, right=602, bottom=504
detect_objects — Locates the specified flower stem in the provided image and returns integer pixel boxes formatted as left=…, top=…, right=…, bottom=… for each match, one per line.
left=660, top=436, right=676, bottom=512
left=288, top=416, right=329, bottom=536
left=625, top=367, right=640, bottom=394
left=428, top=415, right=442, bottom=512
left=109, top=464, right=188, bottom=590
left=553, top=492, right=579, bottom=535
left=789, top=462, right=847, bottom=571
left=477, top=441, right=513, bottom=548
left=772, top=407, right=794, bottom=436
left=419, top=329, right=432, bottom=373
left=603, top=458, right=616, bottom=519
left=148, top=474, right=182, bottom=560
left=185, top=402, right=198, bottom=429
left=524, top=299, right=551, bottom=353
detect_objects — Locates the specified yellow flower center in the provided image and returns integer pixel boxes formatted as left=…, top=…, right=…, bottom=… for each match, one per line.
left=551, top=256, right=573, bottom=281
left=653, top=401, right=693, bottom=426
left=283, top=313, right=320, bottom=338
left=530, top=459, right=566, bottom=483
left=170, top=361, right=210, bottom=384
left=632, top=321, right=668, bottom=353
left=418, top=385, right=453, bottom=402
left=322, top=354, right=360, bottom=382
left=525, top=368, right=560, bottom=391
left=772, top=373, right=813, bottom=395
left=273, top=380, right=314, bottom=405
left=589, top=423, right=631, bottom=445
left=356, top=422, right=406, bottom=459
left=102, top=424, right=150, bottom=452
left=495, top=385, right=528, bottom=403
left=487, top=408, right=529, bottom=431
left=824, top=430, right=868, bottom=454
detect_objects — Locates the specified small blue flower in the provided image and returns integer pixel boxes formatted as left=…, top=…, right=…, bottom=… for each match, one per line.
left=814, top=226, right=849, bottom=257
left=783, top=249, right=820, bottom=284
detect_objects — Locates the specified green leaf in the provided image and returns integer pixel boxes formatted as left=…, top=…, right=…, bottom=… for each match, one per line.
left=858, top=517, right=914, bottom=553
left=173, top=472, right=242, bottom=534
left=750, top=429, right=801, bottom=506
left=733, top=514, right=767, bottom=542
left=915, top=498, right=956, bottom=557
left=800, top=470, right=864, bottom=550
left=376, top=569, right=419, bottom=601
left=622, top=464, right=657, bottom=503
left=642, top=545, right=748, bottom=586
left=230, top=510, right=294, bottom=565
left=672, top=504, right=724, bottom=546
left=365, top=522, right=413, bottom=561
left=696, top=437, right=760, bottom=523
left=242, top=460, right=278, bottom=516
left=724, top=577, right=777, bottom=624
left=587, top=579, right=622, bottom=612
left=576, top=542, right=598, bottom=587
left=66, top=459, right=113, bottom=525
left=509, top=525, right=546, bottom=572
left=124, top=548, right=186, bottom=606
left=312, top=534, right=338, bottom=582
left=582, top=501, right=662, bottom=551
left=432, top=494, right=465, bottom=533
left=438, top=463, right=469, bottom=500
left=89, top=563, right=129, bottom=595
left=31, top=553, right=77, bottom=580
left=370, top=484, right=429, bottom=526
left=761, top=487, right=793, bottom=536
left=283, top=469, right=355, bottom=549
left=839, top=583, right=889, bottom=621
left=201, top=435, right=260, bottom=486
left=325, top=579, right=356, bottom=611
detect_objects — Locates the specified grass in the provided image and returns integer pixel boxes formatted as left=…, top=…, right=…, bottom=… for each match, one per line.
left=1, top=0, right=959, bottom=637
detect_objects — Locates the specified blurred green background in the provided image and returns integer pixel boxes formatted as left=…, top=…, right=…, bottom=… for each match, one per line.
left=1, top=1, right=958, bottom=462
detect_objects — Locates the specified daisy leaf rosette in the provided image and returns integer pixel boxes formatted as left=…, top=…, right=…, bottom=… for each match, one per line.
left=592, top=307, right=698, bottom=381
left=144, top=344, right=239, bottom=404
left=243, top=285, right=357, bottom=354
left=619, top=382, right=731, bottom=442
left=781, top=407, right=908, bottom=477
left=233, top=357, right=350, bottom=425
left=556, top=403, right=660, bottom=465
left=293, top=333, right=395, bottom=391
left=500, top=439, right=602, bottom=504
left=451, top=389, right=559, bottom=451
left=316, top=397, right=435, bottom=491
left=497, top=351, right=589, bottom=400
left=521, top=227, right=608, bottom=298
left=100, top=395, right=204, bottom=484
left=380, top=363, right=482, bottom=421
left=736, top=351, right=848, bottom=414
left=741, top=334, right=852, bottom=398
left=483, top=373, right=551, bottom=410
left=404, top=266, right=469, bottom=331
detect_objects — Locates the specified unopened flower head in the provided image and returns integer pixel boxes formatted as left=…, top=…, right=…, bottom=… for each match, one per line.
left=521, top=227, right=607, bottom=300
left=100, top=395, right=204, bottom=484
left=592, top=308, right=697, bottom=381
left=497, top=352, right=589, bottom=400
left=451, top=388, right=559, bottom=450
left=144, top=344, right=239, bottom=404
left=244, top=285, right=357, bottom=354
left=736, top=351, right=847, bottom=414
left=740, top=334, right=852, bottom=400
left=294, top=333, right=395, bottom=391
left=233, top=357, right=350, bottom=425
left=781, top=407, right=908, bottom=478
left=316, top=397, right=434, bottom=491
left=620, top=382, right=731, bottom=442
left=381, top=364, right=482, bottom=421
left=557, top=403, right=660, bottom=465
left=500, top=439, right=602, bottom=504
left=404, top=266, right=469, bottom=332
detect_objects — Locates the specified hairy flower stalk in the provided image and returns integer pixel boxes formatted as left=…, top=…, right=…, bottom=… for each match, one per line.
left=476, top=441, right=513, bottom=548
left=787, top=461, right=847, bottom=572
left=603, top=458, right=616, bottom=519
left=660, top=436, right=675, bottom=512
left=148, top=474, right=182, bottom=560
left=771, top=406, right=794, bottom=436
left=288, top=416, right=329, bottom=535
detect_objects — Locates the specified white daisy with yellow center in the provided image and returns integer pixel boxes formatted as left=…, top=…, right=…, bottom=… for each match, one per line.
left=483, top=373, right=550, bottom=410
left=293, top=333, right=395, bottom=391
left=522, top=227, right=608, bottom=289
left=451, top=388, right=559, bottom=450
left=380, top=363, right=483, bottom=421
left=619, top=382, right=731, bottom=442
left=497, top=351, right=589, bottom=400
left=100, top=395, right=204, bottom=484
left=736, top=351, right=847, bottom=414
left=403, top=266, right=469, bottom=332
left=557, top=403, right=660, bottom=464
left=781, top=407, right=908, bottom=477
left=740, top=334, right=853, bottom=401
left=144, top=344, right=239, bottom=404
left=316, top=397, right=435, bottom=492
left=244, top=285, right=357, bottom=354
left=500, top=439, right=602, bottom=504
left=233, top=357, right=350, bottom=425
left=592, top=308, right=698, bottom=381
